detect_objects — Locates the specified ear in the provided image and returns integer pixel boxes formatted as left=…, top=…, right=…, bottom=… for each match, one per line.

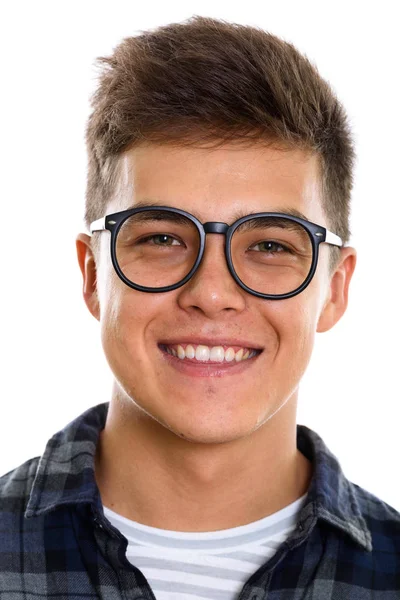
left=76, top=233, right=100, bottom=321
left=317, top=247, right=357, bottom=333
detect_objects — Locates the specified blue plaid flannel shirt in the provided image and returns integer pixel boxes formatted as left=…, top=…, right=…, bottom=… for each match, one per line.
left=1, top=401, right=399, bottom=599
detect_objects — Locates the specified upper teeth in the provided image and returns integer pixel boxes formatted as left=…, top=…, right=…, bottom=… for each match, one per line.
left=164, top=344, right=257, bottom=363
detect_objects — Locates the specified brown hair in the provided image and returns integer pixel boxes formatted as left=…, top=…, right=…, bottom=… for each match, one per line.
left=85, top=16, right=355, bottom=269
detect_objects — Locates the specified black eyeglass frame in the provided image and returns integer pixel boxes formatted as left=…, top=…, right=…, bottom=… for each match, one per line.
left=90, top=206, right=343, bottom=300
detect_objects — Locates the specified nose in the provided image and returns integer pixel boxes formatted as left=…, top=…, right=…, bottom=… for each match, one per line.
left=176, top=233, right=247, bottom=318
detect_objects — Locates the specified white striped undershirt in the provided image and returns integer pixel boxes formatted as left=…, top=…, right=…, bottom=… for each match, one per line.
left=103, top=492, right=307, bottom=600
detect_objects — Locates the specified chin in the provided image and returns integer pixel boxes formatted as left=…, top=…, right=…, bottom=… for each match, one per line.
left=174, top=429, right=246, bottom=445
left=159, top=413, right=258, bottom=445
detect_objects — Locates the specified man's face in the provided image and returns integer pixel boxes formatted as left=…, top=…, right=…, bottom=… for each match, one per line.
left=79, top=142, right=354, bottom=444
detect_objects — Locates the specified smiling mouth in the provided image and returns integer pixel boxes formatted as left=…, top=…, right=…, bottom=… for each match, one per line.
left=159, top=343, right=262, bottom=364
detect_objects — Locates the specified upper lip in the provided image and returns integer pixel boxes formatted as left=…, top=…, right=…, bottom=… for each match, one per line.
left=158, top=338, right=264, bottom=350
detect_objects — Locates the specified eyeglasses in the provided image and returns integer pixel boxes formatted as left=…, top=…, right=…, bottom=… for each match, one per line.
left=90, top=206, right=343, bottom=300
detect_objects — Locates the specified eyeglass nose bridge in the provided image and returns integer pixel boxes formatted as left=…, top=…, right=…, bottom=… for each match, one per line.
left=190, top=221, right=238, bottom=296
left=203, top=222, right=229, bottom=234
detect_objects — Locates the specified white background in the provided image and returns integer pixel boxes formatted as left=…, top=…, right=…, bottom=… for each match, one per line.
left=0, top=1, right=399, bottom=510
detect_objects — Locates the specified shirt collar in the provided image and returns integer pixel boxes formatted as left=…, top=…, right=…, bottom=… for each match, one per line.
left=25, top=401, right=372, bottom=551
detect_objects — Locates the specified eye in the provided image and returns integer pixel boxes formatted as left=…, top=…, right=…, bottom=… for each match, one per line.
left=251, top=241, right=291, bottom=253
left=139, top=234, right=182, bottom=246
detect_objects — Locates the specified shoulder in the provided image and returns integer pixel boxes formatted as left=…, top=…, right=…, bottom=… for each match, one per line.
left=0, top=456, right=40, bottom=515
left=352, top=480, right=400, bottom=553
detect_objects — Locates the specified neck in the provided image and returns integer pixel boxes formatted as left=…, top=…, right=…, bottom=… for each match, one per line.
left=94, top=387, right=313, bottom=532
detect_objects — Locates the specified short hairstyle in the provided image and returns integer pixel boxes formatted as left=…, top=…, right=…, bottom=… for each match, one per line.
left=85, top=16, right=355, bottom=270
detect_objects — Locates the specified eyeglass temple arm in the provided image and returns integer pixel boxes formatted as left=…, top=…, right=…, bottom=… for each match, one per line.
left=324, top=230, right=343, bottom=248
left=90, top=217, right=106, bottom=235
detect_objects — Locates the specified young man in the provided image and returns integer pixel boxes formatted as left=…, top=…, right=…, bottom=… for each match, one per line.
left=1, top=15, right=399, bottom=600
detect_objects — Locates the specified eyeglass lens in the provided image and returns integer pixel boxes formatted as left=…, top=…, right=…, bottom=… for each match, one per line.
left=115, top=210, right=313, bottom=295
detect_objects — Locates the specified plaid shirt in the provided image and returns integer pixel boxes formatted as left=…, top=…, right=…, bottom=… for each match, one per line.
left=1, top=402, right=399, bottom=599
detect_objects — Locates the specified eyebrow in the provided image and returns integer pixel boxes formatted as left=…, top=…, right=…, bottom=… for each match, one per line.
left=128, top=200, right=310, bottom=224
left=232, top=207, right=310, bottom=222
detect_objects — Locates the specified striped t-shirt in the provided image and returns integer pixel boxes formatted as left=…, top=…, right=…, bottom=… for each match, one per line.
left=103, top=492, right=307, bottom=600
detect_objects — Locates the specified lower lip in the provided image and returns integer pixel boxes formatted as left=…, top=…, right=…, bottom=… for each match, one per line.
left=158, top=345, right=262, bottom=378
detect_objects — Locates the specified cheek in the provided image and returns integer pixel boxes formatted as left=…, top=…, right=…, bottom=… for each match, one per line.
left=265, top=287, right=321, bottom=365
left=99, top=293, right=154, bottom=405
left=97, top=266, right=166, bottom=367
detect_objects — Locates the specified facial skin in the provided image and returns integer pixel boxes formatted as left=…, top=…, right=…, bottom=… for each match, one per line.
left=76, top=142, right=356, bottom=531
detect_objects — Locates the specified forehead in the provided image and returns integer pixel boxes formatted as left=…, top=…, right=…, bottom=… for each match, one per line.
left=109, top=142, right=326, bottom=226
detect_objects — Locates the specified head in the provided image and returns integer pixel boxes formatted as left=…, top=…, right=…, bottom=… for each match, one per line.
left=76, top=16, right=356, bottom=444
